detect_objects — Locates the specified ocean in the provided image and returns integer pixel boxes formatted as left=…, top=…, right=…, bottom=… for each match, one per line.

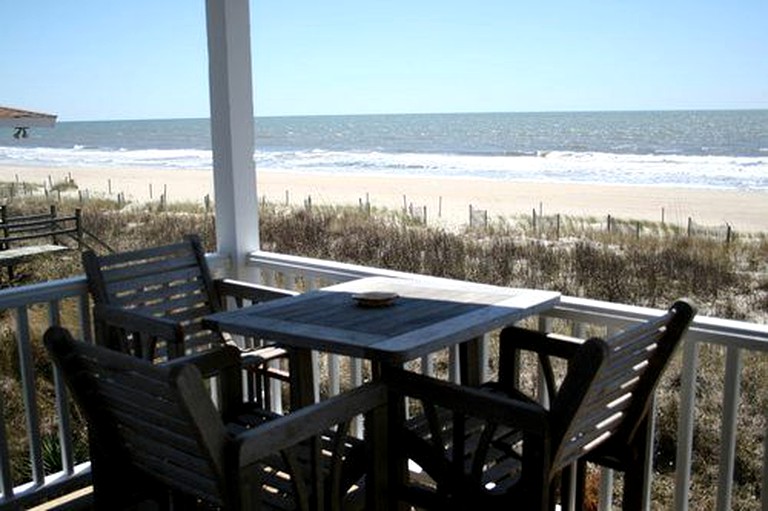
left=1, top=110, right=767, bottom=189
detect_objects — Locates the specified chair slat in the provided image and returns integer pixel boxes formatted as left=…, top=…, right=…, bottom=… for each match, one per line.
left=107, top=265, right=206, bottom=299
left=98, top=241, right=196, bottom=271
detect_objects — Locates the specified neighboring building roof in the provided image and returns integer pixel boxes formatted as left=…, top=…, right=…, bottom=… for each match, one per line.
left=0, top=106, right=57, bottom=128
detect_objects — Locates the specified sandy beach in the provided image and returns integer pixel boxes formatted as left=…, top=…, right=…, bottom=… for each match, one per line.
left=2, top=165, right=767, bottom=233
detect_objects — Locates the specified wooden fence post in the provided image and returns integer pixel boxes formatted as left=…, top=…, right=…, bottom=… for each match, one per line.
left=49, top=204, right=58, bottom=245
left=1, top=205, right=8, bottom=250
left=75, top=208, right=83, bottom=249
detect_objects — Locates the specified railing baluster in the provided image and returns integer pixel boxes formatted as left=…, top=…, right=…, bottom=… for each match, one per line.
left=350, top=358, right=364, bottom=437
left=537, top=316, right=553, bottom=408
left=48, top=299, right=75, bottom=476
left=641, top=396, right=658, bottom=511
left=598, top=468, right=613, bottom=511
left=52, top=366, right=74, bottom=475
left=15, top=306, right=45, bottom=486
left=763, top=424, right=768, bottom=511
left=716, top=346, right=742, bottom=511
left=0, top=386, right=13, bottom=499
left=329, top=353, right=341, bottom=396
left=674, top=339, right=699, bottom=511
left=78, top=292, right=93, bottom=344
left=479, top=333, right=490, bottom=383
left=448, top=345, right=460, bottom=383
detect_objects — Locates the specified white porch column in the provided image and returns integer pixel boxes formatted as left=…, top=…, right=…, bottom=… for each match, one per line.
left=205, top=0, right=260, bottom=279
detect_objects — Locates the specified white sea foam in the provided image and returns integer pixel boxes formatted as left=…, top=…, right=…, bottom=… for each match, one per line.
left=258, top=149, right=768, bottom=189
left=1, top=146, right=766, bottom=190
left=0, top=146, right=213, bottom=170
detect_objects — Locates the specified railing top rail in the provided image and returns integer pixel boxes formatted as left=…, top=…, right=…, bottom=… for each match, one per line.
left=552, top=296, right=768, bottom=352
left=0, top=275, right=87, bottom=309
left=249, top=250, right=768, bottom=352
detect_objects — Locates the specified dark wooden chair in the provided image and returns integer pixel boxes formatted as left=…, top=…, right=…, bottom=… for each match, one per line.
left=494, top=299, right=697, bottom=510
left=44, top=326, right=389, bottom=511
left=82, top=234, right=296, bottom=405
left=388, top=299, right=696, bottom=511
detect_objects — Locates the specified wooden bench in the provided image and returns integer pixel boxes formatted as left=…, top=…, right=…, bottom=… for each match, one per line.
left=0, top=205, right=82, bottom=283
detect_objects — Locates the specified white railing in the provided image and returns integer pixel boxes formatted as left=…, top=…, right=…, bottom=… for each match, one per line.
left=248, top=251, right=768, bottom=511
left=0, top=276, right=92, bottom=510
left=0, top=251, right=766, bottom=510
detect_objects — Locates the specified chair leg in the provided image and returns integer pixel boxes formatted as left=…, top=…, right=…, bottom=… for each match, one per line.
left=621, top=462, right=645, bottom=511
left=622, top=416, right=652, bottom=511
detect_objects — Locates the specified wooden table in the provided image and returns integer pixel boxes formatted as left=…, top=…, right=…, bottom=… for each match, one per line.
left=205, top=276, right=559, bottom=510
left=205, top=276, right=560, bottom=403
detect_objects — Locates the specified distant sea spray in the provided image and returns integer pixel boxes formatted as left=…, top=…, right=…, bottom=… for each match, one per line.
left=1, top=110, right=766, bottom=189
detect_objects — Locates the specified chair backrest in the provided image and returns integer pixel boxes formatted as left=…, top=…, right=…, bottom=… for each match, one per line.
left=82, top=234, right=223, bottom=356
left=548, top=299, right=696, bottom=472
left=44, top=326, right=232, bottom=507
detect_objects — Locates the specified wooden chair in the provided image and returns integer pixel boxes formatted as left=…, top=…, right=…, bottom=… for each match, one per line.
left=494, top=299, right=697, bottom=510
left=82, top=234, right=295, bottom=405
left=388, top=299, right=696, bottom=511
left=44, top=326, right=389, bottom=511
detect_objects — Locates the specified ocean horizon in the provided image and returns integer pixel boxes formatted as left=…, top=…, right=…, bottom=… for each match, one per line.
left=1, top=110, right=766, bottom=190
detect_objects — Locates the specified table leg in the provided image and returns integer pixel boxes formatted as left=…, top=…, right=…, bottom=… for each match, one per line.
left=459, top=336, right=485, bottom=387
left=288, top=347, right=315, bottom=408
left=379, top=363, right=411, bottom=511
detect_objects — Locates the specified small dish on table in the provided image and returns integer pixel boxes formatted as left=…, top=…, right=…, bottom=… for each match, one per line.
left=351, top=291, right=399, bottom=308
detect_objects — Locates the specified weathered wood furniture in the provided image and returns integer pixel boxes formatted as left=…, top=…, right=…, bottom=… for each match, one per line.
left=497, top=299, right=697, bottom=510
left=0, top=204, right=82, bottom=283
left=44, top=326, right=388, bottom=511
left=82, top=234, right=295, bottom=406
left=390, top=299, right=696, bottom=510
left=204, top=276, right=561, bottom=508
left=203, top=276, right=561, bottom=407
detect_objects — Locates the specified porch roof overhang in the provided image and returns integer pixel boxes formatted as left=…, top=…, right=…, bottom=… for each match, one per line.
left=0, top=106, right=57, bottom=128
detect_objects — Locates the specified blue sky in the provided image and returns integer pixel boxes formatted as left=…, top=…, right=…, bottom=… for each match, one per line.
left=1, top=0, right=766, bottom=121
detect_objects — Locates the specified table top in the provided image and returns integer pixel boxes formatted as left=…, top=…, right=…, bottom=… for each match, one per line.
left=205, top=276, right=560, bottom=365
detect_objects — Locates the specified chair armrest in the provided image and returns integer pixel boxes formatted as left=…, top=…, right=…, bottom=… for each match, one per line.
left=163, top=345, right=245, bottom=414
left=237, top=381, right=388, bottom=464
left=162, top=344, right=241, bottom=375
left=500, top=326, right=584, bottom=360
left=496, top=326, right=586, bottom=401
left=95, top=304, right=180, bottom=341
left=214, top=279, right=299, bottom=304
left=386, top=368, right=548, bottom=434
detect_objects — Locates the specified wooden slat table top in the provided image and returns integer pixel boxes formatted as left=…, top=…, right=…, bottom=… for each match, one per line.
left=204, top=276, right=560, bottom=364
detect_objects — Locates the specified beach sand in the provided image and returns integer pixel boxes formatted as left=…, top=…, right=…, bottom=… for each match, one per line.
left=2, top=165, right=767, bottom=233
